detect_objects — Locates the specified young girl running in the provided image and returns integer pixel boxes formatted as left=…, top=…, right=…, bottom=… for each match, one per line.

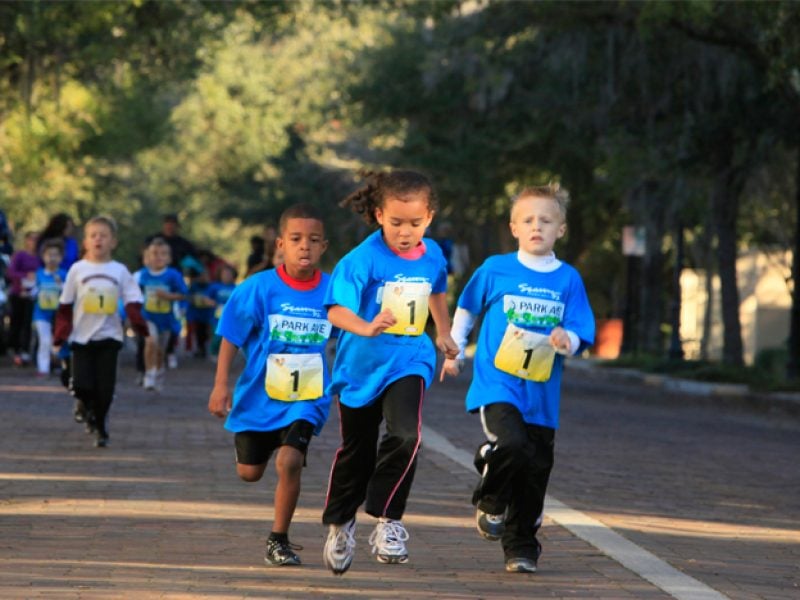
left=322, top=170, right=458, bottom=575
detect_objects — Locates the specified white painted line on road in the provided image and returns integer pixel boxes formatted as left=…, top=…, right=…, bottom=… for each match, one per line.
left=423, top=426, right=729, bottom=600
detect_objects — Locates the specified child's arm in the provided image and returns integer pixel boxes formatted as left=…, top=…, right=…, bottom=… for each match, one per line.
left=208, top=338, right=238, bottom=418
left=439, top=307, right=477, bottom=380
left=428, top=292, right=458, bottom=359
left=327, top=305, right=397, bottom=337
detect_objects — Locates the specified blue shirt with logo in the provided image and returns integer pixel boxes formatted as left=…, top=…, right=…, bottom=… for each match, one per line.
left=33, top=268, right=67, bottom=323
left=216, top=269, right=334, bottom=434
left=324, top=229, right=448, bottom=408
left=139, top=267, right=187, bottom=332
left=458, top=253, right=594, bottom=429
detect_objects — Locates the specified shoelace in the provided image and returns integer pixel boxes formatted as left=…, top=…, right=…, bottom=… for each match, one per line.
left=268, top=539, right=303, bottom=553
left=331, top=522, right=356, bottom=558
left=369, top=520, right=409, bottom=553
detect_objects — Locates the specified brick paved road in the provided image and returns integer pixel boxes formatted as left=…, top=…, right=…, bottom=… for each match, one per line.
left=0, top=350, right=797, bottom=599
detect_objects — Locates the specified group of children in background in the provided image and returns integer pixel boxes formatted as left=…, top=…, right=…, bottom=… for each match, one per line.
left=4, top=169, right=596, bottom=576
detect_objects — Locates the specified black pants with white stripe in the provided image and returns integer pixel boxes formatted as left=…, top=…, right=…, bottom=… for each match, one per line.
left=323, top=375, right=424, bottom=525
left=474, top=402, right=555, bottom=560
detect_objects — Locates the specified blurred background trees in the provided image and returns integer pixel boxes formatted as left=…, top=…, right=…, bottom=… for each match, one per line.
left=1, top=0, right=797, bottom=376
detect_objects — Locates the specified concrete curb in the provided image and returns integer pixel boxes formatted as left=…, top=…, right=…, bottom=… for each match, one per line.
left=565, top=357, right=800, bottom=417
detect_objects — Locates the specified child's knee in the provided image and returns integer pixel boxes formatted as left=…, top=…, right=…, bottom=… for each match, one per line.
left=275, top=447, right=304, bottom=477
left=236, top=463, right=266, bottom=482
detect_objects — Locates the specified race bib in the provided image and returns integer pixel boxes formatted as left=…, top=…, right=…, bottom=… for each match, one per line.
left=494, top=323, right=555, bottom=382
left=38, top=289, right=60, bottom=311
left=265, top=353, right=324, bottom=401
left=380, top=281, right=431, bottom=336
left=83, top=287, right=118, bottom=315
left=145, top=288, right=171, bottom=314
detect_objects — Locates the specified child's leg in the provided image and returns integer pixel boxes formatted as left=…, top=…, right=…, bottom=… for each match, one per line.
left=185, top=321, right=195, bottom=351
left=272, top=421, right=313, bottom=533
left=196, top=322, right=209, bottom=355
left=90, top=340, right=122, bottom=439
left=70, top=343, right=96, bottom=423
left=473, top=403, right=529, bottom=515
left=273, top=445, right=304, bottom=533
left=501, top=425, right=554, bottom=562
left=364, top=375, right=424, bottom=520
left=135, top=334, right=145, bottom=375
left=322, top=400, right=383, bottom=525
left=19, top=298, right=34, bottom=358
left=143, top=322, right=159, bottom=372
left=33, top=320, right=53, bottom=374
left=8, top=295, right=26, bottom=357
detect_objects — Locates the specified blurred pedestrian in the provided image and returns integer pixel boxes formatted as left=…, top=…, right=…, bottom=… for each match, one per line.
left=8, top=231, right=40, bottom=366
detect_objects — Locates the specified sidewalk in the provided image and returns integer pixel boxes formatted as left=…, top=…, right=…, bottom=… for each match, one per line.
left=0, top=352, right=673, bottom=599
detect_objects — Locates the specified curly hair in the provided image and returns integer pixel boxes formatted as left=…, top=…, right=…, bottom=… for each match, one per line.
left=340, top=169, right=438, bottom=226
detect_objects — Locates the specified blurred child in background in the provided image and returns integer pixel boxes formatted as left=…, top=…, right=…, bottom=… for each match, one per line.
left=32, top=238, right=66, bottom=377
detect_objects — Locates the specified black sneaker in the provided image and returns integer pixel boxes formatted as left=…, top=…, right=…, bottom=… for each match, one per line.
left=264, top=538, right=302, bottom=567
left=94, top=432, right=109, bottom=448
left=73, top=400, right=86, bottom=423
left=476, top=508, right=505, bottom=541
left=505, top=556, right=537, bottom=573
left=84, top=411, right=97, bottom=434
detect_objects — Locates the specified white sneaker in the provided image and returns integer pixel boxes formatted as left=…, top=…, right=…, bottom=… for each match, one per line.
left=323, top=518, right=356, bottom=575
left=167, top=354, right=178, bottom=369
left=368, top=519, right=408, bottom=564
left=155, top=368, right=165, bottom=391
left=143, top=370, right=157, bottom=391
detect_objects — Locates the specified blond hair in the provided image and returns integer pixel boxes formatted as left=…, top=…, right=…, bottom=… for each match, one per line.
left=85, top=215, right=118, bottom=236
left=512, top=183, right=570, bottom=221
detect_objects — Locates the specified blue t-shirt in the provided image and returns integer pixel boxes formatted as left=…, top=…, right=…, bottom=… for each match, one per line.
left=33, top=268, right=67, bottom=323
left=207, top=282, right=236, bottom=324
left=186, top=281, right=215, bottom=324
left=139, top=267, right=187, bottom=332
left=458, top=253, right=595, bottom=429
left=324, top=229, right=448, bottom=408
left=216, top=269, right=334, bottom=435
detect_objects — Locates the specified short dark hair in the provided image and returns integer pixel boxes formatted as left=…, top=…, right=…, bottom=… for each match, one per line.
left=163, top=213, right=179, bottom=224
left=278, top=203, right=325, bottom=235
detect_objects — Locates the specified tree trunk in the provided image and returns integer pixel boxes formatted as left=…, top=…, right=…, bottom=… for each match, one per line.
left=711, top=167, right=745, bottom=367
left=787, top=147, right=800, bottom=380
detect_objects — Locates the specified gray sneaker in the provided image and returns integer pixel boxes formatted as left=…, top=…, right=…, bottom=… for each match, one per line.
left=505, top=556, right=538, bottom=573
left=368, top=519, right=409, bottom=564
left=323, top=518, right=356, bottom=575
left=264, top=537, right=301, bottom=567
left=476, top=508, right=505, bottom=541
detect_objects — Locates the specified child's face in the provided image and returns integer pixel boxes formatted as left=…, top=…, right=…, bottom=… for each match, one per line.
left=148, top=245, right=171, bottom=271
left=24, top=235, right=38, bottom=253
left=83, top=223, right=117, bottom=261
left=219, top=267, right=235, bottom=284
left=42, top=248, right=62, bottom=270
left=276, top=218, right=326, bottom=277
left=510, top=195, right=566, bottom=256
left=375, top=193, right=434, bottom=253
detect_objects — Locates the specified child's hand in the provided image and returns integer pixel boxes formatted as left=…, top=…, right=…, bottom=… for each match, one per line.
left=208, top=384, right=232, bottom=418
left=155, top=289, right=172, bottom=299
left=436, top=333, right=459, bottom=360
left=549, top=326, right=571, bottom=355
left=439, top=358, right=464, bottom=381
left=364, top=309, right=397, bottom=337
